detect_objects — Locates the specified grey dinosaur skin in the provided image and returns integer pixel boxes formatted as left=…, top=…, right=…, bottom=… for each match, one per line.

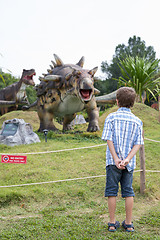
left=24, top=54, right=100, bottom=132
left=0, top=69, right=35, bottom=115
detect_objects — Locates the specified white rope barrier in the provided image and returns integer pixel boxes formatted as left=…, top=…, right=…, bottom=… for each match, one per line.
left=0, top=175, right=106, bottom=188
left=144, top=137, right=160, bottom=143
left=0, top=137, right=159, bottom=156
left=145, top=170, right=160, bottom=173
left=0, top=144, right=107, bottom=155
left=0, top=170, right=159, bottom=188
left=0, top=137, right=159, bottom=188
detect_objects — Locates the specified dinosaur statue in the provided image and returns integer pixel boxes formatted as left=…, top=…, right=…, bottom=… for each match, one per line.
left=0, top=69, right=35, bottom=115
left=23, top=54, right=100, bottom=132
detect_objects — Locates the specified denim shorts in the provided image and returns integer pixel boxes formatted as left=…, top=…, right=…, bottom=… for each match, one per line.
left=105, top=165, right=135, bottom=198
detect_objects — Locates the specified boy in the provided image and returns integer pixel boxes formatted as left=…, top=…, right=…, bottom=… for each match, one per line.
left=102, top=87, right=144, bottom=232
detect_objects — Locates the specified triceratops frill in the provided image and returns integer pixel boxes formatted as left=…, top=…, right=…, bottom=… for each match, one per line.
left=32, top=54, right=100, bottom=132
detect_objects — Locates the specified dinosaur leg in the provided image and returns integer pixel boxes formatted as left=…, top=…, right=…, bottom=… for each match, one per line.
left=85, top=100, right=99, bottom=132
left=37, top=110, right=57, bottom=132
left=0, top=107, right=8, bottom=115
left=0, top=108, right=5, bottom=115
left=63, top=113, right=76, bottom=131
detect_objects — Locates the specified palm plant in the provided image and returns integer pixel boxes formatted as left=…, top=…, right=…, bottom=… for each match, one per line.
left=116, top=56, right=160, bottom=103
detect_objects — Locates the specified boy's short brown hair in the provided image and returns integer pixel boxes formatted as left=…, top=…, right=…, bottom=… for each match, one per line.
left=116, top=87, right=136, bottom=108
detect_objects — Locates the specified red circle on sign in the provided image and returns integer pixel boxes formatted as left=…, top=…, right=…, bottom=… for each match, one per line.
left=3, top=155, right=9, bottom=162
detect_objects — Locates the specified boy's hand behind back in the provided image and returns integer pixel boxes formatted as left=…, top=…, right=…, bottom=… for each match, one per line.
left=115, top=158, right=126, bottom=170
left=119, top=159, right=129, bottom=168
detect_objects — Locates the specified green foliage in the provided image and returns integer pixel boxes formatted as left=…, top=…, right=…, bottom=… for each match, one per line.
left=101, top=35, right=157, bottom=94
left=0, top=69, right=17, bottom=89
left=25, top=86, right=37, bottom=104
left=0, top=73, right=6, bottom=86
left=116, top=56, right=160, bottom=102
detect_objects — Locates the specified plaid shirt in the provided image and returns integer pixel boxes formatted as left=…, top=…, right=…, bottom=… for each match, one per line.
left=102, top=107, right=144, bottom=171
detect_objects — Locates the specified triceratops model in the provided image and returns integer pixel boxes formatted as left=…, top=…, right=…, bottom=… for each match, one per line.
left=25, top=54, right=100, bottom=132
left=0, top=69, right=35, bottom=115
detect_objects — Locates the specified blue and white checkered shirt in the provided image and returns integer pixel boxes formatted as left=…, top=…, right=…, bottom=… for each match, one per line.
left=102, top=107, right=144, bottom=171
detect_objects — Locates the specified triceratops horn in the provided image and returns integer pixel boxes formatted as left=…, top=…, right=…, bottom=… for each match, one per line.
left=88, top=67, right=98, bottom=77
left=76, top=56, right=85, bottom=67
left=40, top=75, right=61, bottom=82
left=94, top=88, right=100, bottom=95
left=53, top=54, right=64, bottom=66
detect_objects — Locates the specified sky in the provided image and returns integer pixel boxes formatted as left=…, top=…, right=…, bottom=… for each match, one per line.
left=1, top=0, right=160, bottom=84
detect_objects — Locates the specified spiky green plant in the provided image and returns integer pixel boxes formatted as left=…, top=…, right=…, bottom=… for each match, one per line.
left=115, top=56, right=160, bottom=102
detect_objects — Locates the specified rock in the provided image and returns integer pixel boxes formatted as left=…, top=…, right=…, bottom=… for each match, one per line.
left=71, top=114, right=86, bottom=125
left=0, top=118, right=40, bottom=146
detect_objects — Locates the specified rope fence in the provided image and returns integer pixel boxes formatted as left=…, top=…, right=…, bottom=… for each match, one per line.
left=0, top=169, right=159, bottom=188
left=0, top=137, right=159, bottom=156
left=0, top=137, right=160, bottom=189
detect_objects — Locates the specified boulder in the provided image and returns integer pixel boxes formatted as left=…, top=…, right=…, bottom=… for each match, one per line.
left=0, top=118, right=40, bottom=146
left=71, top=114, right=86, bottom=125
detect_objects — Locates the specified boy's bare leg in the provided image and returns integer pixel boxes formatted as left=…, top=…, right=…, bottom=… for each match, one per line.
left=125, top=196, right=134, bottom=230
left=108, top=196, right=116, bottom=230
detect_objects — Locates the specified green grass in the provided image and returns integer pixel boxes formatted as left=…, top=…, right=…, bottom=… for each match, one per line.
left=0, top=103, right=160, bottom=239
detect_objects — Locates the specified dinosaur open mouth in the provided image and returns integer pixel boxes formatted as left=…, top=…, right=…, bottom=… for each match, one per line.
left=25, top=72, right=36, bottom=80
left=80, top=89, right=92, bottom=100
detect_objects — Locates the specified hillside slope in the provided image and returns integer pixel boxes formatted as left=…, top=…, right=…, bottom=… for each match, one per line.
left=0, top=110, right=62, bottom=131
left=99, top=103, right=160, bottom=139
left=0, top=103, right=159, bottom=138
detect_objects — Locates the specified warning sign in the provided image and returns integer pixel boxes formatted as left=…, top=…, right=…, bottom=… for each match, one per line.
left=1, top=155, right=27, bottom=164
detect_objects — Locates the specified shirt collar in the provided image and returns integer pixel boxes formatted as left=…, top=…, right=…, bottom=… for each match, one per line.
left=117, top=107, right=131, bottom=113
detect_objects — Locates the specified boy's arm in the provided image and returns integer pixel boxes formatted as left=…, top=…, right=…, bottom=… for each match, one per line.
left=120, top=144, right=142, bottom=166
left=107, top=140, right=125, bottom=170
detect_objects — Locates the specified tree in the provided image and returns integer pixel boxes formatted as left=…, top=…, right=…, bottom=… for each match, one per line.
left=116, top=56, right=160, bottom=103
left=0, top=69, right=17, bottom=89
left=101, top=36, right=157, bottom=93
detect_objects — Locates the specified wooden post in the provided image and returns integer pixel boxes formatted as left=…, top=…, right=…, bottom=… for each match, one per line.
left=139, top=131, right=145, bottom=194
left=158, top=96, right=160, bottom=123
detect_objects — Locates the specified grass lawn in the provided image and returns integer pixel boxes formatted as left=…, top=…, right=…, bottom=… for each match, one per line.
left=0, top=103, right=160, bottom=239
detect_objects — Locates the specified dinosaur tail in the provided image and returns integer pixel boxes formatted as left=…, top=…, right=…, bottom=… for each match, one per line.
left=22, top=100, right=37, bottom=111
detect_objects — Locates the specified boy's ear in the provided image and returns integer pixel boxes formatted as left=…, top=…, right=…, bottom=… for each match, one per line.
left=116, top=99, right=119, bottom=106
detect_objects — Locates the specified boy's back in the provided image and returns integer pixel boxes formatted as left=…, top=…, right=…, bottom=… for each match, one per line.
left=102, top=106, right=143, bottom=171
